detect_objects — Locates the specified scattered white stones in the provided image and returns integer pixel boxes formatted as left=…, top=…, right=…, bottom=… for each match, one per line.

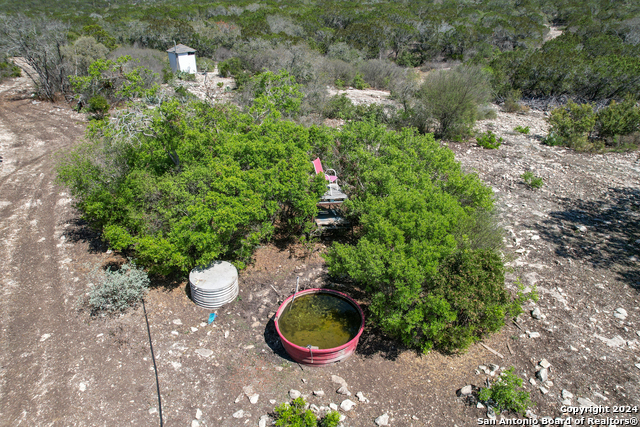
left=540, top=386, right=549, bottom=394
left=149, top=407, right=158, bottom=415
left=331, top=375, right=347, bottom=388
left=527, top=331, right=541, bottom=338
left=636, top=331, right=640, bottom=338
left=190, top=327, right=198, bottom=332
left=40, top=333, right=51, bottom=342
left=191, top=420, right=199, bottom=427
left=259, top=415, right=270, bottom=427
left=531, top=307, right=543, bottom=319
left=614, top=308, right=628, bottom=320
left=594, top=334, right=626, bottom=348
left=232, top=409, right=244, bottom=418
left=635, top=363, right=640, bottom=370
left=289, top=389, right=301, bottom=399
left=459, top=385, right=473, bottom=395
left=196, top=348, right=213, bottom=358
left=477, top=402, right=485, bottom=409
left=171, top=330, right=179, bottom=336
left=340, top=399, right=356, bottom=411
left=578, top=397, right=596, bottom=407
left=536, top=368, right=548, bottom=382
left=488, top=364, right=499, bottom=376
left=195, top=408, right=202, bottom=419
left=356, top=392, right=369, bottom=403
left=337, top=386, right=351, bottom=396
left=313, top=390, right=325, bottom=397
left=529, top=378, right=536, bottom=386
left=593, top=392, right=608, bottom=401
left=576, top=225, right=587, bottom=232
left=562, top=390, right=574, bottom=400
left=172, top=319, right=182, bottom=325
left=539, top=359, right=551, bottom=369
left=329, top=403, right=338, bottom=411
left=78, top=382, right=87, bottom=392
left=249, top=394, right=259, bottom=404
left=224, top=330, right=229, bottom=339
left=375, top=413, right=390, bottom=426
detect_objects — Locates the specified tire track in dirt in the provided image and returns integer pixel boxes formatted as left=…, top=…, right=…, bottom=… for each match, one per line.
left=0, top=88, right=87, bottom=425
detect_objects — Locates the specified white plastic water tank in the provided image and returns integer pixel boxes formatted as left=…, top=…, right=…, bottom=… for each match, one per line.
left=189, top=261, right=239, bottom=309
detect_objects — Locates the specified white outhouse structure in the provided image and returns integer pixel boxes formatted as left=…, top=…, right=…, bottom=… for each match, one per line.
left=167, top=44, right=197, bottom=74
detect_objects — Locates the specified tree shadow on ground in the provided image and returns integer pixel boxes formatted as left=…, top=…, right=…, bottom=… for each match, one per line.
left=62, top=216, right=107, bottom=254
left=533, top=186, right=640, bottom=292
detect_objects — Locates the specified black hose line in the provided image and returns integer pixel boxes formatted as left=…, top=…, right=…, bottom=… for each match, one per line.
left=142, top=299, right=163, bottom=427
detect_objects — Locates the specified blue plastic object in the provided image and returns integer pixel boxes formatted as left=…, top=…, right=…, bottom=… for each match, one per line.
left=208, top=313, right=217, bottom=324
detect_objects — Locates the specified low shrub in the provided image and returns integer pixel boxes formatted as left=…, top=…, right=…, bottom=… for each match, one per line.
left=414, top=66, right=492, bottom=140
left=595, top=96, right=640, bottom=141
left=87, top=95, right=110, bottom=119
left=514, top=125, right=530, bottom=134
left=86, top=262, right=150, bottom=313
left=352, top=72, right=367, bottom=90
left=547, top=101, right=596, bottom=150
left=0, top=56, right=21, bottom=82
left=323, top=94, right=355, bottom=119
left=357, top=59, right=403, bottom=90
left=542, top=131, right=563, bottom=146
left=219, top=57, right=243, bottom=77
left=503, top=89, right=524, bottom=113
left=521, top=171, right=543, bottom=189
left=477, top=105, right=498, bottom=120
left=478, top=367, right=533, bottom=415
left=476, top=130, right=503, bottom=149
left=175, top=70, right=196, bottom=81
left=274, top=397, right=340, bottom=427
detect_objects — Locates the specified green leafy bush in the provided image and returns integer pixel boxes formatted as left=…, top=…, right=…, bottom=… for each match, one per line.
left=219, top=57, right=243, bottom=77
left=595, top=96, right=640, bottom=141
left=87, top=95, right=110, bottom=119
left=69, top=55, right=158, bottom=105
left=273, top=397, right=340, bottom=427
left=352, top=72, right=367, bottom=90
left=86, top=262, right=149, bottom=313
left=175, top=70, right=196, bottom=81
left=478, top=367, right=532, bottom=416
left=547, top=101, right=596, bottom=150
left=514, top=125, right=530, bottom=134
left=323, top=94, right=355, bottom=119
left=0, top=55, right=21, bottom=82
left=323, top=121, right=525, bottom=353
left=476, top=130, right=502, bottom=149
left=58, top=99, right=325, bottom=275
left=521, top=171, right=543, bottom=189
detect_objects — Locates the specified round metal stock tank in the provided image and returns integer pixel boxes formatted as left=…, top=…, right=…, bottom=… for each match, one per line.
left=189, top=261, right=239, bottom=309
left=274, top=288, right=364, bottom=366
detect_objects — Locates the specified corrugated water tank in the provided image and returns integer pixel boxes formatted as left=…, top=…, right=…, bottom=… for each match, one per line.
left=189, top=261, right=239, bottom=309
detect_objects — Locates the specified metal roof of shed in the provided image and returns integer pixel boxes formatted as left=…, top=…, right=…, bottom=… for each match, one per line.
left=167, top=44, right=196, bottom=54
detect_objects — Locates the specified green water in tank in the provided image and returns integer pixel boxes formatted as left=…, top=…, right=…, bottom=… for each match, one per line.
left=277, top=293, right=361, bottom=350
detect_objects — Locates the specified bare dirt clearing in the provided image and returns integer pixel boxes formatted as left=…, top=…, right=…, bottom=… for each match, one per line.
left=0, top=74, right=638, bottom=427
